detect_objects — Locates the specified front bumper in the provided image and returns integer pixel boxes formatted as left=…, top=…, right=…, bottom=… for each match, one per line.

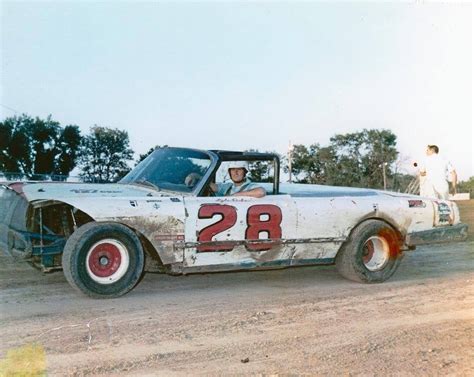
left=406, top=223, right=469, bottom=247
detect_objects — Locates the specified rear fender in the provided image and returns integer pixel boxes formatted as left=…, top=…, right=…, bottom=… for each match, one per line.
left=349, top=214, right=406, bottom=249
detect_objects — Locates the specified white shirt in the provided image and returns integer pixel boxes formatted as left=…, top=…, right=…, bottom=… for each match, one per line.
left=215, top=178, right=261, bottom=196
left=420, top=154, right=454, bottom=189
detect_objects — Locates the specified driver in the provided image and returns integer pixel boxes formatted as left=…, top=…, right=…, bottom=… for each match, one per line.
left=184, top=172, right=202, bottom=188
left=210, top=161, right=266, bottom=198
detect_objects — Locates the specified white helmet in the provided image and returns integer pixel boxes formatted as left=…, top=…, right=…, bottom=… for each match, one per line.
left=228, top=161, right=249, bottom=172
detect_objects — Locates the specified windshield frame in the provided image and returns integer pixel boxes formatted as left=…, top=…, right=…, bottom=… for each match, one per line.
left=119, top=147, right=219, bottom=196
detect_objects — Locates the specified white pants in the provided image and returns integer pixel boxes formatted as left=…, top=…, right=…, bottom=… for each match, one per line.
left=420, top=176, right=449, bottom=200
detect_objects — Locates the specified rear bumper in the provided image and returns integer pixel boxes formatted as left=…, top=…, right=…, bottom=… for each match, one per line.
left=406, top=223, right=469, bottom=246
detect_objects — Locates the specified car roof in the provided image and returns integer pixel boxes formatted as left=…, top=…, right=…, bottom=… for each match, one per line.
left=210, top=150, right=279, bottom=161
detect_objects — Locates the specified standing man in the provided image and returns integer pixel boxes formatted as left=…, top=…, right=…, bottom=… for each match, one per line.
left=210, top=161, right=266, bottom=198
left=419, top=145, right=457, bottom=200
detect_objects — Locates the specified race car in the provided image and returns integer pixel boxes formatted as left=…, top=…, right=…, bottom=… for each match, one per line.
left=0, top=147, right=468, bottom=298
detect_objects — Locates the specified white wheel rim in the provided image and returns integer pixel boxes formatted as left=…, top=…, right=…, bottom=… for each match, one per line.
left=362, top=236, right=390, bottom=271
left=86, top=239, right=130, bottom=284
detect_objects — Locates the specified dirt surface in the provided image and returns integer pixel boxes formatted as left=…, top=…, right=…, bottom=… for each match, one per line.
left=1, top=199, right=474, bottom=376
left=1, top=237, right=473, bottom=376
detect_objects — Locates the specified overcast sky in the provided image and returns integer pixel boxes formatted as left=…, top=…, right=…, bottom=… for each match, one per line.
left=1, top=1, right=472, bottom=180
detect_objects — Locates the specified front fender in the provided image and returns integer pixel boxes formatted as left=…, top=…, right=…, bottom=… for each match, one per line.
left=60, top=197, right=187, bottom=265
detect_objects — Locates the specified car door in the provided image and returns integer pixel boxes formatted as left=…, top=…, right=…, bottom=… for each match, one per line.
left=183, top=195, right=297, bottom=272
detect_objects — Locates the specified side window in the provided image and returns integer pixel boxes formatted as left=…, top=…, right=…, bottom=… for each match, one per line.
left=214, top=160, right=274, bottom=195
left=247, top=161, right=274, bottom=184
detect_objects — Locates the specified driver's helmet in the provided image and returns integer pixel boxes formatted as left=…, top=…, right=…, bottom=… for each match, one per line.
left=228, top=161, right=249, bottom=173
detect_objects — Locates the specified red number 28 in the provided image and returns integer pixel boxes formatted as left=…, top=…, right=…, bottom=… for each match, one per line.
left=246, top=204, right=282, bottom=251
left=197, top=204, right=282, bottom=252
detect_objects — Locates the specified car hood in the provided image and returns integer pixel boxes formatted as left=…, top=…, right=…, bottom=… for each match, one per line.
left=3, top=182, right=168, bottom=202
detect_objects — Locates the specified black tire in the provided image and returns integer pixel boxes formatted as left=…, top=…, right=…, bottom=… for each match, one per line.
left=62, top=222, right=145, bottom=298
left=335, top=220, right=403, bottom=283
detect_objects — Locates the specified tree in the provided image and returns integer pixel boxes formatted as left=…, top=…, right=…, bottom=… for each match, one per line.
left=244, top=149, right=280, bottom=183
left=135, top=145, right=168, bottom=166
left=55, top=125, right=83, bottom=177
left=0, top=116, right=29, bottom=174
left=326, top=129, right=398, bottom=188
left=287, top=144, right=338, bottom=184
left=287, top=144, right=315, bottom=183
left=457, top=177, right=474, bottom=196
left=0, top=114, right=81, bottom=179
left=359, top=129, right=398, bottom=188
left=287, top=129, right=399, bottom=189
left=389, top=154, right=416, bottom=193
left=79, top=126, right=134, bottom=183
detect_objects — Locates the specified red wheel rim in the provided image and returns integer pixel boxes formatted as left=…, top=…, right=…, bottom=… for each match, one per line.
left=88, top=242, right=122, bottom=278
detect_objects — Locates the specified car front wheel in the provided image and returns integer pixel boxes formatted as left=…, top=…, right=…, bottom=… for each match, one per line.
left=62, top=222, right=145, bottom=298
left=335, top=220, right=403, bottom=283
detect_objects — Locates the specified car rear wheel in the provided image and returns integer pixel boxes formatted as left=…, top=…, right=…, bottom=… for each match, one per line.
left=335, top=220, right=403, bottom=283
left=62, top=222, right=145, bottom=298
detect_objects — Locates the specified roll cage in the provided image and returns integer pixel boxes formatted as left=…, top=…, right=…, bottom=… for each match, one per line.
left=194, top=149, right=280, bottom=196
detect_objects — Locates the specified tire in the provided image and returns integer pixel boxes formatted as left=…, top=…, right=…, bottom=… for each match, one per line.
left=335, top=220, right=403, bottom=283
left=62, top=222, right=145, bottom=298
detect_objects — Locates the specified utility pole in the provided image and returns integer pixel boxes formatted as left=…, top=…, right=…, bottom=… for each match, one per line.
left=378, top=142, right=387, bottom=191
left=382, top=162, right=387, bottom=190
left=288, top=141, right=294, bottom=183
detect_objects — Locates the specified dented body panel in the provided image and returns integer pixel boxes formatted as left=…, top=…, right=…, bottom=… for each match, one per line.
left=0, top=147, right=468, bottom=276
left=183, top=195, right=298, bottom=272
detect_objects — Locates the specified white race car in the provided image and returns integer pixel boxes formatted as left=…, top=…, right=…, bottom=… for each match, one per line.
left=0, top=147, right=468, bottom=298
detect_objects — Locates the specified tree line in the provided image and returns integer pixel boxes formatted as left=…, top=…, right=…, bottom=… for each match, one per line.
left=138, top=130, right=410, bottom=191
left=287, top=129, right=410, bottom=191
left=3, top=113, right=468, bottom=192
left=0, top=114, right=133, bottom=183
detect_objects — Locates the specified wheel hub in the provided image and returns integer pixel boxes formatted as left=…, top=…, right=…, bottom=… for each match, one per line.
left=362, top=236, right=390, bottom=271
left=85, top=239, right=130, bottom=284
left=88, top=242, right=122, bottom=277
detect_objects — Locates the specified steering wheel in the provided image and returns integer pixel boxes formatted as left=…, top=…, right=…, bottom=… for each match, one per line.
left=184, top=173, right=202, bottom=188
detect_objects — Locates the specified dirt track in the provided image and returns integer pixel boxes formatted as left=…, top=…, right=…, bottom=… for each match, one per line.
left=1, top=237, right=473, bottom=376
left=1, top=198, right=473, bottom=376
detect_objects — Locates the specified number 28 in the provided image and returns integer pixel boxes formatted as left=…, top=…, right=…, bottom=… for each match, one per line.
left=197, top=204, right=282, bottom=252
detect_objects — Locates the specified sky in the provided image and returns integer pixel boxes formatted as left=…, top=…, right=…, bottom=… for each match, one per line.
left=1, top=1, right=472, bottom=180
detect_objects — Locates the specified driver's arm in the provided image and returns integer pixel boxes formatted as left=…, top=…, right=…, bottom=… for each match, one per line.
left=232, top=187, right=266, bottom=198
left=209, top=182, right=218, bottom=193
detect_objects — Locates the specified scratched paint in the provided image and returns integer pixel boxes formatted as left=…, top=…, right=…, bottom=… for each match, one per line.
left=110, top=215, right=185, bottom=265
left=182, top=195, right=298, bottom=269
